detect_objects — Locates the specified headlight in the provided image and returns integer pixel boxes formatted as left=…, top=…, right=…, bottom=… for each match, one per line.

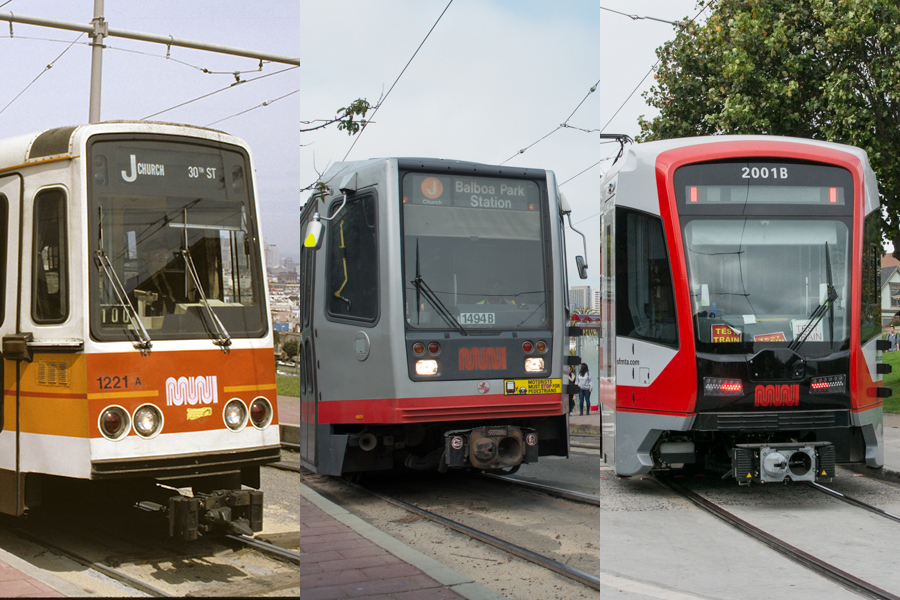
left=223, top=399, right=248, bottom=431
left=524, top=357, right=545, bottom=372
left=133, top=404, right=163, bottom=438
left=249, top=397, right=273, bottom=429
left=99, top=406, right=130, bottom=440
left=415, top=359, right=438, bottom=375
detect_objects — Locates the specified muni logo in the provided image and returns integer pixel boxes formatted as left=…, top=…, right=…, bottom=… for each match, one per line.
left=754, top=384, right=799, bottom=407
left=166, top=375, right=218, bottom=406
left=459, top=347, right=507, bottom=371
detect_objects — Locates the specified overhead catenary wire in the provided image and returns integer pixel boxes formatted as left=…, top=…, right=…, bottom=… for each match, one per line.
left=341, top=0, right=453, bottom=161
left=540, top=2, right=711, bottom=188
left=0, top=32, right=82, bottom=117
left=141, top=65, right=299, bottom=121
left=205, top=88, right=301, bottom=127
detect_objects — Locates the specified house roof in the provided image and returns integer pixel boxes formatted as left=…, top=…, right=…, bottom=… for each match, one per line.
left=884, top=266, right=900, bottom=291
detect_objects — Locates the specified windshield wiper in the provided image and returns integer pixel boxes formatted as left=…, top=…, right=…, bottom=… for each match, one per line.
left=789, top=242, right=837, bottom=353
left=412, top=240, right=467, bottom=335
left=95, top=249, right=152, bottom=351
left=182, top=247, right=232, bottom=349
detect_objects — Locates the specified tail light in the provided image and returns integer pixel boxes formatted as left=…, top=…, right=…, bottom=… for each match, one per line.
left=223, top=399, right=248, bottom=431
left=704, top=377, right=743, bottom=397
left=249, top=397, right=273, bottom=429
left=810, top=374, right=846, bottom=394
left=133, top=404, right=163, bottom=438
left=522, top=341, right=534, bottom=353
left=99, top=406, right=130, bottom=440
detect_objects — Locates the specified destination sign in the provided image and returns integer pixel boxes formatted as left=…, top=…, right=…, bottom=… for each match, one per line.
left=89, top=139, right=247, bottom=201
left=404, top=173, right=540, bottom=211
left=675, top=162, right=853, bottom=206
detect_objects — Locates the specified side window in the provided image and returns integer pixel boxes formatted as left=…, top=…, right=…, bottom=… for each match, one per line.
left=33, top=189, right=68, bottom=323
left=326, top=194, right=378, bottom=322
left=615, top=207, right=677, bottom=348
left=860, top=210, right=881, bottom=343
left=0, top=195, right=6, bottom=325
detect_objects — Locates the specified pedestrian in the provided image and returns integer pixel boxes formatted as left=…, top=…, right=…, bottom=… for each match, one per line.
left=890, top=325, right=900, bottom=352
left=567, top=366, right=576, bottom=414
left=575, top=363, right=593, bottom=416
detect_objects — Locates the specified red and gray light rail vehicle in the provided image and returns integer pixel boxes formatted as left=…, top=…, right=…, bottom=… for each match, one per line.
left=295, top=158, right=577, bottom=476
left=0, top=122, right=279, bottom=538
left=597, top=136, right=888, bottom=484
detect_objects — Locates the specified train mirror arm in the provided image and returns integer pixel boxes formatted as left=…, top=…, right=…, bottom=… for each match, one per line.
left=303, top=188, right=353, bottom=251
left=181, top=248, right=232, bottom=350
left=565, top=213, right=589, bottom=279
left=95, top=250, right=152, bottom=351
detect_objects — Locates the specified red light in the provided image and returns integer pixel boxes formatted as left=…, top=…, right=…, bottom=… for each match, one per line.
left=529, top=203, right=537, bottom=210
left=829, top=188, right=837, bottom=203
left=522, top=341, right=534, bottom=353
left=250, top=400, right=268, bottom=425
left=102, top=411, right=122, bottom=435
left=812, top=382, right=828, bottom=390
left=722, top=382, right=742, bottom=393
left=428, top=342, right=441, bottom=354
left=690, top=187, right=698, bottom=203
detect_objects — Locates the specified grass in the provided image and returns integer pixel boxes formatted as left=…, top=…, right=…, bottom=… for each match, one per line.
left=276, top=362, right=302, bottom=397
left=881, top=350, right=900, bottom=414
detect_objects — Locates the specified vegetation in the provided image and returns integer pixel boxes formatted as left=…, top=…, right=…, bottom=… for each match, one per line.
left=881, top=350, right=900, bottom=413
left=640, top=0, right=900, bottom=249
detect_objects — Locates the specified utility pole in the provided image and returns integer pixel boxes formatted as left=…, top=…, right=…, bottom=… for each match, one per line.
left=0, top=6, right=301, bottom=123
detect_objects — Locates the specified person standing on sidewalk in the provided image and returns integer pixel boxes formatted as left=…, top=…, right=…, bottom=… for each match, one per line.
left=575, top=363, right=593, bottom=416
left=889, top=325, right=900, bottom=352
left=567, top=366, right=577, bottom=414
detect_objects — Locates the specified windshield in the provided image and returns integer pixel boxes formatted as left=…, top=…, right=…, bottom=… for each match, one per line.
left=88, top=137, right=266, bottom=341
left=402, top=172, right=549, bottom=330
left=683, top=218, right=850, bottom=350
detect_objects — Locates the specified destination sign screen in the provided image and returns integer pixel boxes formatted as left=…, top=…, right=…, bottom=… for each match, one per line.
left=403, top=173, right=540, bottom=211
left=674, top=162, right=853, bottom=207
left=89, top=138, right=249, bottom=202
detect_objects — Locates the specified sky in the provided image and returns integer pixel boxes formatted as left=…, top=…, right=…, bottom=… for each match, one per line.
left=0, top=0, right=704, bottom=289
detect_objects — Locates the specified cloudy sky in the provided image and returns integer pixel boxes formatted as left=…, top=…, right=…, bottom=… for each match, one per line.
left=0, top=0, right=703, bottom=286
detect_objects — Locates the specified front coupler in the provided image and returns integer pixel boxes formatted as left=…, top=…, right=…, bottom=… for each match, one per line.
left=168, top=489, right=263, bottom=541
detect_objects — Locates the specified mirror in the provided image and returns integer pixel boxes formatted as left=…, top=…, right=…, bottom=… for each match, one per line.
left=576, top=256, right=587, bottom=279
left=304, top=219, right=324, bottom=250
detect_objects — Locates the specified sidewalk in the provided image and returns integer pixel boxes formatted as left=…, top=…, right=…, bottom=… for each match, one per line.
left=299, top=482, right=502, bottom=600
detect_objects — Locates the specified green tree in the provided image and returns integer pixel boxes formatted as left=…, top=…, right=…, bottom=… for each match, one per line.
left=282, top=338, right=300, bottom=360
left=639, top=0, right=900, bottom=251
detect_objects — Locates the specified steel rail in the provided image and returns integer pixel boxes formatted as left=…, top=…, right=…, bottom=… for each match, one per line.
left=224, top=533, right=306, bottom=565
left=11, top=526, right=172, bottom=597
left=657, top=476, right=900, bottom=600
left=807, top=481, right=900, bottom=525
left=357, top=485, right=603, bottom=592
left=481, top=473, right=602, bottom=506
left=268, top=462, right=601, bottom=591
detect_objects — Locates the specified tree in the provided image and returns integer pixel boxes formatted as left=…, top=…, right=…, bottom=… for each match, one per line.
left=282, top=338, right=300, bottom=360
left=639, top=0, right=900, bottom=252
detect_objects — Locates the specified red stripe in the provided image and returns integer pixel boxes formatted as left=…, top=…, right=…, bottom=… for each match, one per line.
left=317, top=394, right=564, bottom=424
left=4, top=390, right=87, bottom=399
left=617, top=407, right=694, bottom=417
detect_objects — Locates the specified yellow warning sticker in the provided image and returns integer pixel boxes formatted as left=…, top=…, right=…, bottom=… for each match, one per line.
left=503, top=378, right=562, bottom=395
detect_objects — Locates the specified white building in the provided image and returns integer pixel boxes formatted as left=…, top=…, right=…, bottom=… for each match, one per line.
left=265, top=243, right=279, bottom=270
left=569, top=285, right=591, bottom=310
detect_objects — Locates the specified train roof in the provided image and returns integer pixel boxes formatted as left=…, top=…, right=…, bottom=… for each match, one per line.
left=612, top=135, right=872, bottom=173
left=0, top=121, right=246, bottom=170
left=319, top=157, right=550, bottom=187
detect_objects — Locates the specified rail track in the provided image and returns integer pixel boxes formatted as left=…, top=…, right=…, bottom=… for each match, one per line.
left=656, top=475, right=900, bottom=600
left=0, top=502, right=309, bottom=597
left=273, top=460, right=604, bottom=594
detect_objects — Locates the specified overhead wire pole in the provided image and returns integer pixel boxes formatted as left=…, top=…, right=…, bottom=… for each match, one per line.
left=0, top=7, right=301, bottom=123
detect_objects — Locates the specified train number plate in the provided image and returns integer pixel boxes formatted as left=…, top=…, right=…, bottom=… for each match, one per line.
left=503, top=379, right=562, bottom=395
left=459, top=312, right=495, bottom=325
